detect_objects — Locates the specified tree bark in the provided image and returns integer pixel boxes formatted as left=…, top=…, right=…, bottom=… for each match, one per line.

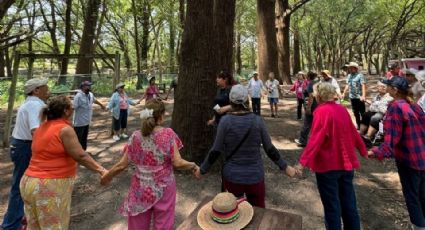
left=168, top=0, right=176, bottom=73
left=214, top=0, right=236, bottom=73
left=59, top=0, right=72, bottom=84
left=75, top=0, right=102, bottom=84
left=235, top=31, right=242, bottom=75
left=257, top=0, right=279, bottom=83
left=293, top=29, right=301, bottom=74
left=171, top=0, right=217, bottom=162
left=132, top=0, right=141, bottom=73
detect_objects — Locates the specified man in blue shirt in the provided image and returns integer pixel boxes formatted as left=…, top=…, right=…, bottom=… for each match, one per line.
left=342, top=62, right=367, bottom=129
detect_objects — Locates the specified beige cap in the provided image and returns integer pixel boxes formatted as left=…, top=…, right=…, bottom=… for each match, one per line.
left=24, top=78, right=48, bottom=94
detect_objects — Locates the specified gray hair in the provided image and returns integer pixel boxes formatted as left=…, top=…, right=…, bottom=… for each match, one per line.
left=315, top=82, right=337, bottom=102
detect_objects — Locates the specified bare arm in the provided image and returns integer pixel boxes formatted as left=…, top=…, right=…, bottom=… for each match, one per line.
left=172, top=143, right=197, bottom=170
left=342, top=85, right=349, bottom=98
left=94, top=99, right=106, bottom=110
left=61, top=126, right=106, bottom=175
left=361, top=83, right=367, bottom=101
left=100, top=151, right=129, bottom=185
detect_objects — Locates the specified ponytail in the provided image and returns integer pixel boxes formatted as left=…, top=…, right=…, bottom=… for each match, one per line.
left=140, top=99, right=166, bottom=136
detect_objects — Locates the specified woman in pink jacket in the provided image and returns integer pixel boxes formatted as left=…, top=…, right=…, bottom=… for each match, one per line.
left=295, top=82, right=368, bottom=230
left=289, top=71, right=309, bottom=120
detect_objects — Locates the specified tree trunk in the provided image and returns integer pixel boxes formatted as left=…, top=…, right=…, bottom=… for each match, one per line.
left=168, top=0, right=176, bottom=73
left=276, top=0, right=291, bottom=84
left=214, top=0, right=236, bottom=73
left=171, top=0, right=217, bottom=162
left=257, top=0, right=279, bottom=83
left=235, top=31, right=242, bottom=75
left=132, top=0, right=141, bottom=73
left=75, top=0, right=102, bottom=84
left=293, top=29, right=301, bottom=74
left=0, top=50, right=5, bottom=78
left=59, top=0, right=72, bottom=84
left=179, top=0, right=185, bottom=28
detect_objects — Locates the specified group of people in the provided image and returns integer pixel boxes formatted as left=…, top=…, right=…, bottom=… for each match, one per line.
left=2, top=63, right=425, bottom=230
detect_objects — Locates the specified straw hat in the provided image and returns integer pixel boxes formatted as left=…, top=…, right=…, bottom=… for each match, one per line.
left=321, top=70, right=331, bottom=78
left=347, top=62, right=359, bottom=69
left=115, top=82, right=125, bottom=89
left=197, top=192, right=254, bottom=230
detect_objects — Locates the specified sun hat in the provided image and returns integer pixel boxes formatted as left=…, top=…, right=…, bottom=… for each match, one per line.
left=80, top=80, right=92, bottom=88
left=229, top=84, right=248, bottom=105
left=347, top=62, right=359, bottom=69
left=382, top=76, right=409, bottom=92
left=320, top=70, right=331, bottom=78
left=24, top=78, right=48, bottom=94
left=252, top=71, right=258, bottom=76
left=147, top=76, right=156, bottom=82
left=197, top=192, right=254, bottom=230
left=115, top=82, right=125, bottom=89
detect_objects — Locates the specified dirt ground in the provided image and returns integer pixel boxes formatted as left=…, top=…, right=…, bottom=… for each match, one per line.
left=0, top=76, right=413, bottom=229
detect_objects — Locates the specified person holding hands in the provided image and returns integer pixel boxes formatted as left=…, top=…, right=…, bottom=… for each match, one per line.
left=101, top=99, right=198, bottom=230
left=295, top=82, right=368, bottom=230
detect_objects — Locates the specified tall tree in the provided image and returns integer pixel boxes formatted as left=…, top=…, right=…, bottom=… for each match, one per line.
left=171, top=0, right=217, bottom=161
left=276, top=0, right=311, bottom=84
left=75, top=0, right=102, bottom=83
left=60, top=0, right=73, bottom=80
left=214, top=0, right=236, bottom=72
left=0, top=0, right=16, bottom=22
left=256, top=0, right=279, bottom=82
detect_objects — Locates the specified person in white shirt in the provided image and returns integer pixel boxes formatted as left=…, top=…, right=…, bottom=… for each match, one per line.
left=73, top=81, right=106, bottom=150
left=1, top=78, right=49, bottom=230
left=247, top=72, right=264, bottom=115
left=265, top=72, right=280, bottom=118
left=320, top=70, right=342, bottom=99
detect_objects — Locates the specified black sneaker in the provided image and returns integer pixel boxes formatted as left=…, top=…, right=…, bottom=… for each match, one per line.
left=294, top=139, right=306, bottom=147
left=361, top=135, right=373, bottom=148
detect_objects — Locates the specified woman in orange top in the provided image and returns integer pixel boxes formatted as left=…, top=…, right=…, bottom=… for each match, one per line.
left=19, top=95, right=107, bottom=230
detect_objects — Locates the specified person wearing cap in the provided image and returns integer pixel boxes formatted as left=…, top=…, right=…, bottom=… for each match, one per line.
left=342, top=62, right=367, bottom=130
left=405, top=68, right=425, bottom=102
left=140, top=76, right=164, bottom=102
left=247, top=71, right=265, bottom=116
left=289, top=71, right=309, bottom=120
left=196, top=84, right=296, bottom=208
left=386, top=63, right=404, bottom=79
left=359, top=81, right=393, bottom=147
left=416, top=71, right=425, bottom=112
left=107, top=83, right=138, bottom=141
left=295, top=82, right=368, bottom=230
left=370, top=76, right=425, bottom=229
left=1, top=78, right=49, bottom=230
left=72, top=81, right=106, bottom=150
left=265, top=72, right=280, bottom=118
left=320, top=70, right=342, bottom=99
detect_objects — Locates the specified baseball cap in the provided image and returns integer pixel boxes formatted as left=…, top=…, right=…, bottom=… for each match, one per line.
left=80, top=80, right=92, bottom=88
left=24, top=78, right=48, bottom=95
left=229, top=84, right=248, bottom=106
left=382, top=76, right=409, bottom=92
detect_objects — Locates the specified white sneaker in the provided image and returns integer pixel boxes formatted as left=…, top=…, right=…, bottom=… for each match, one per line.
left=112, top=135, right=120, bottom=141
left=121, top=134, right=128, bottom=139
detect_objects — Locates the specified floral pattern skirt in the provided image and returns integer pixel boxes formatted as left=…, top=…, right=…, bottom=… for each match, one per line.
left=20, top=175, right=75, bottom=230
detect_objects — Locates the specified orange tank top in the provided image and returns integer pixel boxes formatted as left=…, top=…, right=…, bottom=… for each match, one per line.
left=25, top=119, right=77, bottom=178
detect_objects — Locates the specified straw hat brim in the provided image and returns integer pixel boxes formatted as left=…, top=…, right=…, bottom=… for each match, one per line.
left=197, top=201, right=254, bottom=230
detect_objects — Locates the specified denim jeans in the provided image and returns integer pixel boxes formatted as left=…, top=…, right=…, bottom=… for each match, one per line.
left=251, top=98, right=261, bottom=115
left=298, top=113, right=313, bottom=145
left=1, top=138, right=32, bottom=230
left=397, top=162, right=425, bottom=228
left=316, top=170, right=360, bottom=230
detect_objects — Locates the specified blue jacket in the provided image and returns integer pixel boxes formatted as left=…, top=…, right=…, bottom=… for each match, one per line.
left=107, top=92, right=136, bottom=119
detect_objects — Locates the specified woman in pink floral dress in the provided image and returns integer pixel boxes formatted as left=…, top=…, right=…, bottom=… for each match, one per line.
left=101, top=99, right=199, bottom=230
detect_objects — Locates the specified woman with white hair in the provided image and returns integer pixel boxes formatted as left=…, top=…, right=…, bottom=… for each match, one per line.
left=296, top=82, right=368, bottom=230
left=415, top=70, right=425, bottom=111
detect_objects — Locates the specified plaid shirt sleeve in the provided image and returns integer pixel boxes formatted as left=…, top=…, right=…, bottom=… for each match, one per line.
left=372, top=102, right=401, bottom=160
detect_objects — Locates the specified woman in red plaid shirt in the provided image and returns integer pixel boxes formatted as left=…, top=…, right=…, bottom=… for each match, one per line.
left=371, top=76, right=425, bottom=229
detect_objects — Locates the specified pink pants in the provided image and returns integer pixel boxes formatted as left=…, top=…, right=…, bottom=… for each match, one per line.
left=128, top=180, right=176, bottom=230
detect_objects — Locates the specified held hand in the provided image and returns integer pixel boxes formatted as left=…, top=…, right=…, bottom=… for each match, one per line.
left=294, top=163, right=304, bottom=177
left=360, top=96, right=366, bottom=102
left=100, top=171, right=112, bottom=186
left=207, top=119, right=215, bottom=126
left=285, top=166, right=296, bottom=177
left=368, top=150, right=376, bottom=159
left=194, top=166, right=202, bottom=179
